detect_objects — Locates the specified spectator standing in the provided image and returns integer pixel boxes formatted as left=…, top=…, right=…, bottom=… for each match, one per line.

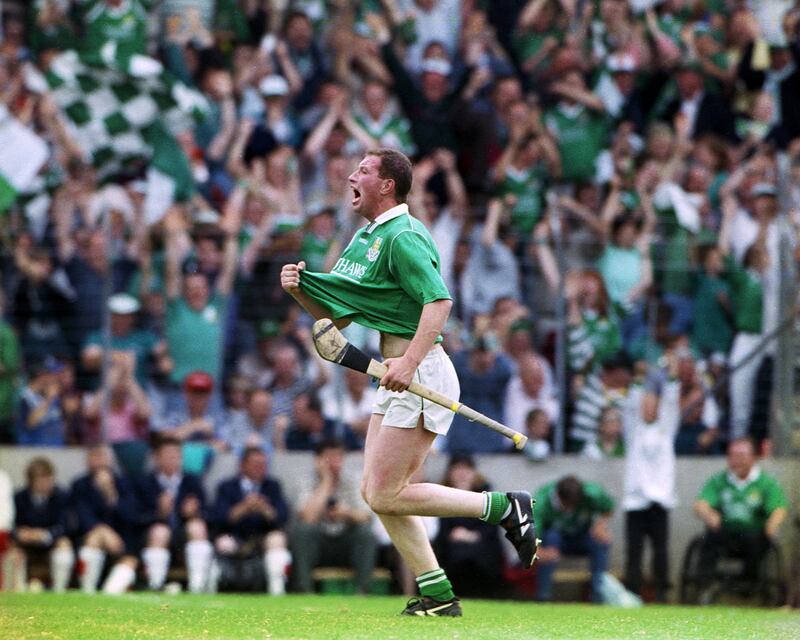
left=534, top=475, right=615, bottom=603
left=622, top=359, right=681, bottom=602
left=212, top=447, right=291, bottom=595
left=163, top=207, right=238, bottom=401
left=446, top=335, right=514, bottom=453
left=15, top=357, right=66, bottom=447
left=219, top=388, right=275, bottom=456
left=503, top=351, right=559, bottom=434
left=0, top=291, right=20, bottom=443
left=291, top=439, right=376, bottom=594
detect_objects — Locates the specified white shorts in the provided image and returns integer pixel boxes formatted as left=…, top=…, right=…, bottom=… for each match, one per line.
left=374, top=345, right=460, bottom=436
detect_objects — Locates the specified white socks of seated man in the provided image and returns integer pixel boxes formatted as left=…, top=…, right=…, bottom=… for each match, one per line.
left=265, top=547, right=291, bottom=595
left=78, top=547, right=135, bottom=594
left=50, top=546, right=75, bottom=592
left=186, top=540, right=213, bottom=593
left=142, top=547, right=171, bottom=590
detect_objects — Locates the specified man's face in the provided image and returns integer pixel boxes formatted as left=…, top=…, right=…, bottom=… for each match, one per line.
left=31, top=473, right=55, bottom=497
left=421, top=72, right=448, bottom=102
left=184, top=273, right=210, bottom=310
left=727, top=441, right=756, bottom=479
left=364, top=83, right=388, bottom=120
left=242, top=452, right=267, bottom=481
left=676, top=69, right=702, bottom=99
left=273, top=347, right=299, bottom=380
left=318, top=447, right=344, bottom=476
left=87, top=447, right=112, bottom=474
left=186, top=389, right=211, bottom=415
left=110, top=312, right=134, bottom=336
left=348, top=155, right=390, bottom=216
left=156, top=445, right=182, bottom=476
left=248, top=390, right=272, bottom=425
left=285, top=15, right=313, bottom=51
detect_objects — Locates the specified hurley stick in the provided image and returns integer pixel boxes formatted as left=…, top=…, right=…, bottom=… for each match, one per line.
left=312, top=319, right=528, bottom=450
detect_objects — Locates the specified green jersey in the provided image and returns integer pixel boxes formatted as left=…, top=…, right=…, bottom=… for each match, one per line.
left=534, top=480, right=614, bottom=536
left=698, top=468, right=787, bottom=534
left=299, top=204, right=451, bottom=340
left=82, top=0, right=149, bottom=55
left=544, top=104, right=609, bottom=182
left=353, top=113, right=417, bottom=157
left=498, top=163, right=548, bottom=234
left=723, top=255, right=763, bottom=333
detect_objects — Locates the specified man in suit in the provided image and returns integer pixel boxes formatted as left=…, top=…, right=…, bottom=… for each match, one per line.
left=213, top=447, right=290, bottom=594
left=136, top=438, right=212, bottom=592
left=70, top=445, right=139, bottom=594
left=9, top=457, right=73, bottom=592
left=664, top=62, right=737, bottom=142
left=737, top=35, right=800, bottom=148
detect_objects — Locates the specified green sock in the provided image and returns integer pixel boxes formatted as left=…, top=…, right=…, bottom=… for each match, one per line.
left=480, top=491, right=512, bottom=525
left=416, top=568, right=455, bottom=601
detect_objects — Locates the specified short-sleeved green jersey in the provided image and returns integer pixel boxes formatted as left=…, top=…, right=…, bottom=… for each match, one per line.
left=698, top=468, right=787, bottom=534
left=497, top=163, right=548, bottom=234
left=533, top=480, right=614, bottom=536
left=299, top=204, right=451, bottom=339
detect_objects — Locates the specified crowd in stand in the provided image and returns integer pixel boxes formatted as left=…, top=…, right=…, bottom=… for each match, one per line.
left=0, top=0, right=797, bottom=601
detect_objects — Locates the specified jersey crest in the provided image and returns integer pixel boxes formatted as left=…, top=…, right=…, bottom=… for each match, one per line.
left=366, top=237, right=383, bottom=262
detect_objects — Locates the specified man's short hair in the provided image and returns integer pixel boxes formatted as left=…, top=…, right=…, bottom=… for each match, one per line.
left=26, top=457, right=55, bottom=483
left=153, top=436, right=182, bottom=452
left=241, top=446, right=267, bottom=463
left=366, top=148, right=413, bottom=203
left=314, top=437, right=344, bottom=456
left=728, top=436, right=756, bottom=454
left=556, top=475, right=584, bottom=510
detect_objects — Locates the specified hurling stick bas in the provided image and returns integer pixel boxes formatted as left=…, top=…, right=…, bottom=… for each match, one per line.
left=365, top=355, right=528, bottom=450
left=312, top=318, right=528, bottom=450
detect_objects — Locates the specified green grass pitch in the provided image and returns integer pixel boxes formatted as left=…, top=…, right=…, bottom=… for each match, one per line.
left=2, top=593, right=798, bottom=639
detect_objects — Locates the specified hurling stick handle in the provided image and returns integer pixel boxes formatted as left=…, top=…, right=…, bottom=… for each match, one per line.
left=365, top=359, right=528, bottom=450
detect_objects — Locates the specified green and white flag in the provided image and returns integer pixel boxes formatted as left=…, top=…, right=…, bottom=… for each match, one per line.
left=0, top=105, right=49, bottom=213
left=29, top=42, right=207, bottom=222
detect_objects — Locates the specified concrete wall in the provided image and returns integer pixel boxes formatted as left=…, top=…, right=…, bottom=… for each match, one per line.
left=2, top=447, right=798, bottom=588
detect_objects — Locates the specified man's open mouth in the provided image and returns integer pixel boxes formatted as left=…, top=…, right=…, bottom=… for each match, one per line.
left=352, top=187, right=361, bottom=206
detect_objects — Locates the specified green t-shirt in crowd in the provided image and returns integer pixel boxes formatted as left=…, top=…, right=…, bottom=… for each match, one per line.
left=81, top=0, right=150, bottom=56
left=723, top=255, right=763, bottom=333
left=299, top=204, right=451, bottom=340
left=300, top=232, right=333, bottom=274
left=165, top=293, right=226, bottom=385
left=692, top=272, right=733, bottom=355
left=497, top=163, right=548, bottom=234
left=512, top=29, right=563, bottom=73
left=353, top=113, right=417, bottom=157
left=544, top=104, right=609, bottom=182
left=534, top=480, right=614, bottom=536
left=597, top=244, right=642, bottom=310
left=698, top=468, right=787, bottom=534
left=84, top=328, right=160, bottom=386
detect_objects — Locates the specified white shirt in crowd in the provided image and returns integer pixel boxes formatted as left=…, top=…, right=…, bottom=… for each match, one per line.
left=622, top=381, right=681, bottom=512
left=503, top=360, right=559, bottom=433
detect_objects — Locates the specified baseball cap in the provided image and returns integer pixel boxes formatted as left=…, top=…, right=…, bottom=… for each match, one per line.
left=259, top=75, right=290, bottom=97
left=751, top=182, right=777, bottom=198
left=108, top=293, right=140, bottom=315
left=420, top=58, right=452, bottom=76
left=184, top=371, right=214, bottom=393
left=607, top=53, right=637, bottom=73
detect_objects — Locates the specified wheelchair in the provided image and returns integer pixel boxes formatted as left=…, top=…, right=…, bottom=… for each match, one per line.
left=680, top=533, right=787, bottom=606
